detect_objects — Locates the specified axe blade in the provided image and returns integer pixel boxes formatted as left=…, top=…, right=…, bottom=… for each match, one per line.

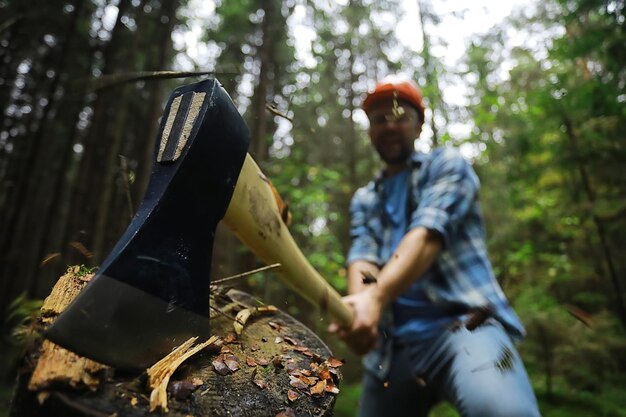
left=46, top=79, right=250, bottom=369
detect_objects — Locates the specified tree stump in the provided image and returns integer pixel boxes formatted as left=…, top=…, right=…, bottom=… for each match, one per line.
left=10, top=267, right=341, bottom=417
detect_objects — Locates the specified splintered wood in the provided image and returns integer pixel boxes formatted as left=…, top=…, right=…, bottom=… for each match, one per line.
left=147, top=335, right=219, bottom=412
left=28, top=266, right=106, bottom=392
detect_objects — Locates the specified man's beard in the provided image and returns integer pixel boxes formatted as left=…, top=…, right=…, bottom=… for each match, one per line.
left=375, top=142, right=413, bottom=165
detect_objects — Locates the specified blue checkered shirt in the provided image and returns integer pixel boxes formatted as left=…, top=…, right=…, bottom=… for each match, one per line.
left=348, top=148, right=525, bottom=342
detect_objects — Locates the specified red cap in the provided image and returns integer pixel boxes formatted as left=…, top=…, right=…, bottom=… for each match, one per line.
left=362, top=79, right=425, bottom=122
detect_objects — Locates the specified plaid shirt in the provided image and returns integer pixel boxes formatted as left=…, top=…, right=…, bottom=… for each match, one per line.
left=348, top=148, right=525, bottom=341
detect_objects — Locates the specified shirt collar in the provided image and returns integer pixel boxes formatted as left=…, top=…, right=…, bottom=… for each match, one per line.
left=374, top=151, right=426, bottom=189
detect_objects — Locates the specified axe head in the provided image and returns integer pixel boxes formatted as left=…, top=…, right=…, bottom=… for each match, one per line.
left=46, top=79, right=250, bottom=369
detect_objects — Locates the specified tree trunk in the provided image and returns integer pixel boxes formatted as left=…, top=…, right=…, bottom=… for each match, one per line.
left=63, top=0, right=133, bottom=266
left=0, top=0, right=86, bottom=318
left=563, top=116, right=626, bottom=327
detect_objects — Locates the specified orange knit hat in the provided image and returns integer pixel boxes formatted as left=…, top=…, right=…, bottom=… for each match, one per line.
left=362, top=78, right=425, bottom=122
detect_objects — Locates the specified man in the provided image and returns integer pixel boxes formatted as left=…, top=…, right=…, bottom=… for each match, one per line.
left=329, top=78, right=541, bottom=417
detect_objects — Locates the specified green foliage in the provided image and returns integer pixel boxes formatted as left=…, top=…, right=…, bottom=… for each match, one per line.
left=466, top=0, right=626, bottom=414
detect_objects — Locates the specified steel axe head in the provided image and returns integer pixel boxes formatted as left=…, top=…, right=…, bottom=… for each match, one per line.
left=46, top=79, right=250, bottom=370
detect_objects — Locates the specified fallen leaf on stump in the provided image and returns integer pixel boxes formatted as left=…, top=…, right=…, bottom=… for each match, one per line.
left=212, top=357, right=230, bottom=376
left=223, top=354, right=240, bottom=372
left=287, top=389, right=299, bottom=402
left=310, top=380, right=326, bottom=396
left=327, top=357, right=345, bottom=368
left=268, top=321, right=282, bottom=331
left=283, top=336, right=299, bottom=345
left=168, top=380, right=199, bottom=400
left=288, top=375, right=309, bottom=390
left=326, top=381, right=340, bottom=394
left=276, top=408, right=296, bottom=417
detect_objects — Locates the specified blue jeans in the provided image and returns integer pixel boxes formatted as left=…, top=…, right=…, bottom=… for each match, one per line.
left=358, top=320, right=541, bottom=417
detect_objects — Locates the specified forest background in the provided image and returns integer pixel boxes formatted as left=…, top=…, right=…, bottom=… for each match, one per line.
left=0, top=0, right=625, bottom=415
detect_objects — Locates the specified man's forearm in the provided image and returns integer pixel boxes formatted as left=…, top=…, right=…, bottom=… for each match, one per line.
left=347, top=260, right=381, bottom=295
left=372, top=227, right=442, bottom=307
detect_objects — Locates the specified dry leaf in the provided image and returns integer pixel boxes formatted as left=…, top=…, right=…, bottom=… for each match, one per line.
left=276, top=408, right=296, bottom=417
left=223, top=333, right=237, bottom=343
left=256, top=357, right=269, bottom=366
left=223, top=354, right=240, bottom=372
left=275, top=336, right=284, bottom=344
left=168, top=380, right=198, bottom=400
left=298, top=375, right=318, bottom=386
left=283, top=336, right=298, bottom=345
left=286, top=362, right=298, bottom=374
left=310, top=380, right=327, bottom=396
left=272, top=355, right=284, bottom=368
left=316, top=367, right=332, bottom=381
left=246, top=357, right=257, bottom=367
left=287, top=389, right=299, bottom=402
left=326, top=358, right=345, bottom=368
left=253, top=370, right=267, bottom=390
left=130, top=397, right=138, bottom=407
left=326, top=381, right=340, bottom=394
left=268, top=321, right=282, bottom=331
left=212, top=357, right=230, bottom=375
left=288, top=375, right=309, bottom=390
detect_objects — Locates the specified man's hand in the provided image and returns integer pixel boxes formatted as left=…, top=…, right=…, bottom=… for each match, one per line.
left=328, top=286, right=383, bottom=355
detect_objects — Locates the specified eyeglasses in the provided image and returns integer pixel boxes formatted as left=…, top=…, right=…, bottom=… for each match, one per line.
left=369, top=112, right=415, bottom=127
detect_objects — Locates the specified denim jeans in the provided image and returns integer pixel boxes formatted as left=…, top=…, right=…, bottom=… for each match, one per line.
left=358, top=320, right=541, bottom=417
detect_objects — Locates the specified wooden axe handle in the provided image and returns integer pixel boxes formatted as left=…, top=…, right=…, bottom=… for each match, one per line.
left=223, top=154, right=353, bottom=327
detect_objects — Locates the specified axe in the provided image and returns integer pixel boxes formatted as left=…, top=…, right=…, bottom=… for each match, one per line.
left=46, top=79, right=353, bottom=370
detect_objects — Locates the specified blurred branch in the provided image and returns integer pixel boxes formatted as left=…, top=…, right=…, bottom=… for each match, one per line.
left=75, top=70, right=240, bottom=92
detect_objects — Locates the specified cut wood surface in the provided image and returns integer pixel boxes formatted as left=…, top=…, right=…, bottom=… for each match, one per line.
left=28, top=266, right=106, bottom=392
left=10, top=267, right=341, bottom=417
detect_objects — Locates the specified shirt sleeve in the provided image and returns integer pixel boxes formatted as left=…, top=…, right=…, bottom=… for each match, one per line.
left=347, top=187, right=382, bottom=266
left=408, top=148, right=480, bottom=248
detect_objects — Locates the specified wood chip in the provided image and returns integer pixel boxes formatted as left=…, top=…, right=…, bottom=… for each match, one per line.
left=256, top=305, right=278, bottom=314
left=147, top=335, right=218, bottom=413
left=233, top=308, right=251, bottom=336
